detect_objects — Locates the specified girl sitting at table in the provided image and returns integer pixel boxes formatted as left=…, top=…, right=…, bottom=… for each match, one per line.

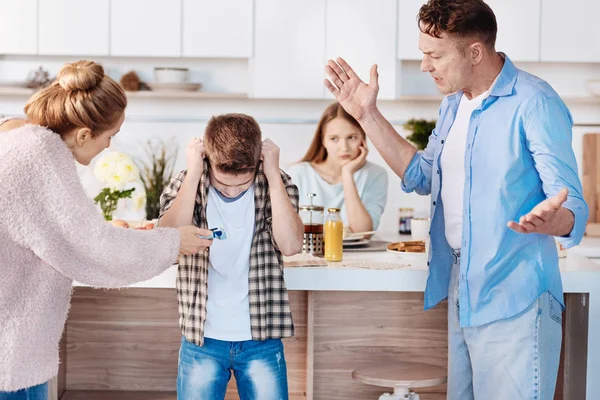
left=288, top=102, right=388, bottom=232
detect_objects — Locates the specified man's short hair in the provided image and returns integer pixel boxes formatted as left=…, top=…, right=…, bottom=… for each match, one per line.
left=418, top=0, right=498, bottom=50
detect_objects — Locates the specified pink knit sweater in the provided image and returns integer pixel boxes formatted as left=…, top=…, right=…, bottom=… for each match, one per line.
left=0, top=119, right=180, bottom=391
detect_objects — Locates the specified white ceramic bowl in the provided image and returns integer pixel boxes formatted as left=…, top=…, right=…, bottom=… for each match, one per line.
left=587, top=80, right=600, bottom=97
left=153, top=67, right=189, bottom=84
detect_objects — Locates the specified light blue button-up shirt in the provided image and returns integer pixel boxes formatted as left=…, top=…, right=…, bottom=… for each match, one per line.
left=401, top=55, right=588, bottom=327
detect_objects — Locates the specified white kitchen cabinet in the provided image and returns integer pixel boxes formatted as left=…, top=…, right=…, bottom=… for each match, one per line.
left=327, top=0, right=398, bottom=100
left=487, top=0, right=540, bottom=62
left=251, top=0, right=326, bottom=99
left=111, top=0, right=181, bottom=57
left=0, top=0, right=37, bottom=54
left=541, top=0, right=600, bottom=62
left=397, top=0, right=425, bottom=60
left=38, top=0, right=109, bottom=56
left=183, top=0, right=252, bottom=58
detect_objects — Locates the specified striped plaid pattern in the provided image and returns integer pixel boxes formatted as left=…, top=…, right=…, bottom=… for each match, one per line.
left=158, top=160, right=299, bottom=346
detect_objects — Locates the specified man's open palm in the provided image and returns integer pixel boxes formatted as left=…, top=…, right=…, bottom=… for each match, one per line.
left=324, top=57, right=379, bottom=122
left=507, top=188, right=570, bottom=235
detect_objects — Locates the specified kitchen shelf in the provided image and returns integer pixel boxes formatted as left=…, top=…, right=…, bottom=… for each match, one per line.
left=0, top=87, right=248, bottom=99
left=125, top=90, right=247, bottom=99
left=0, top=87, right=597, bottom=103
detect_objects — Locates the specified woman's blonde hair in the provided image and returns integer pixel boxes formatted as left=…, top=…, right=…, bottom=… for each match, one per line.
left=300, top=102, right=366, bottom=163
left=24, top=60, right=127, bottom=138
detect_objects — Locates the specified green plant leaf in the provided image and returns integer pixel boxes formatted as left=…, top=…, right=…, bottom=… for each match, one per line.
left=135, top=139, right=178, bottom=220
left=403, top=118, right=437, bottom=151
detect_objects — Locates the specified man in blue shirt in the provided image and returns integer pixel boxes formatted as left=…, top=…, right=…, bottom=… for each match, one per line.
left=324, top=0, right=587, bottom=399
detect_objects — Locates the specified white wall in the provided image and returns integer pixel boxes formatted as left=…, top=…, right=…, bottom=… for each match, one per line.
left=1, top=56, right=599, bottom=234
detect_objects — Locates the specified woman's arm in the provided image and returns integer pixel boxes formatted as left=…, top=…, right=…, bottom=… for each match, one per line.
left=342, top=172, right=373, bottom=232
left=1, top=131, right=211, bottom=288
left=340, top=144, right=373, bottom=232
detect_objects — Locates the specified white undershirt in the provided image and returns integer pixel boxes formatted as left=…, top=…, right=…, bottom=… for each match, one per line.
left=204, top=185, right=255, bottom=341
left=440, top=88, right=492, bottom=249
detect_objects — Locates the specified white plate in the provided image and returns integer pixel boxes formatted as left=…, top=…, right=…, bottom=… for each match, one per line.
left=343, top=238, right=371, bottom=247
left=343, top=236, right=364, bottom=243
left=343, top=230, right=376, bottom=241
left=386, top=248, right=427, bottom=261
left=147, top=82, right=202, bottom=92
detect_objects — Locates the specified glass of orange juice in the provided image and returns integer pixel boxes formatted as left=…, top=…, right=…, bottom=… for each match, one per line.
left=324, top=208, right=343, bottom=262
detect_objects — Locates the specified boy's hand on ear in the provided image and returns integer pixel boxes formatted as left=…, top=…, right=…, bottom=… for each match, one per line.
left=341, top=144, right=368, bottom=176
left=186, top=138, right=205, bottom=178
left=261, top=139, right=281, bottom=182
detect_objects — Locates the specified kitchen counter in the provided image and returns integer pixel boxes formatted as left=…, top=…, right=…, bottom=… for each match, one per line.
left=66, top=234, right=600, bottom=399
left=74, top=235, right=600, bottom=292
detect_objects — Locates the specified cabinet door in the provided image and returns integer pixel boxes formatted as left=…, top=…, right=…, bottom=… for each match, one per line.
left=397, top=0, right=425, bottom=60
left=111, top=0, right=181, bottom=57
left=39, top=0, right=109, bottom=56
left=183, top=0, right=252, bottom=58
left=251, top=0, right=326, bottom=99
left=327, top=0, right=398, bottom=100
left=0, top=0, right=37, bottom=54
left=487, top=0, right=540, bottom=62
left=541, top=0, right=600, bottom=62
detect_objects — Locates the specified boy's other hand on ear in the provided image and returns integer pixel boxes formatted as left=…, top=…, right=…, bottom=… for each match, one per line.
left=186, top=138, right=205, bottom=178
left=261, top=139, right=281, bottom=182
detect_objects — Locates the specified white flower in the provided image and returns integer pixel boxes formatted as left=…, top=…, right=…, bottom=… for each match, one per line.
left=93, top=151, right=139, bottom=189
left=131, top=191, right=147, bottom=212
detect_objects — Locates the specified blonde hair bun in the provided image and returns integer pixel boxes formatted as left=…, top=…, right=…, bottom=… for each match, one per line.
left=57, top=60, right=104, bottom=92
left=24, top=59, right=127, bottom=137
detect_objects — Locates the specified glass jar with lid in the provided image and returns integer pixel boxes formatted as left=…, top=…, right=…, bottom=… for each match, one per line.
left=299, top=193, right=324, bottom=256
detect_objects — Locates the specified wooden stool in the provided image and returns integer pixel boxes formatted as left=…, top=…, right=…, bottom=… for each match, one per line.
left=352, top=362, right=447, bottom=399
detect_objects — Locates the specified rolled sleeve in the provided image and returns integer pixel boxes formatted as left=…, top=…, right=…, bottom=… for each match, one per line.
left=560, top=197, right=588, bottom=248
left=401, top=151, right=427, bottom=193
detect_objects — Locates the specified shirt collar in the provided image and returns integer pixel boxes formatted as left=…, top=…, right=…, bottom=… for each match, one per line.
left=447, top=52, right=518, bottom=106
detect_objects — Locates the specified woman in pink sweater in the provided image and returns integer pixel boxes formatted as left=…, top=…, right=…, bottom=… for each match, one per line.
left=0, top=61, right=213, bottom=399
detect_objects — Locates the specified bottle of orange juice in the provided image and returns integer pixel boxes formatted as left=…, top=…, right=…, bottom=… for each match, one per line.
left=324, top=208, right=343, bottom=262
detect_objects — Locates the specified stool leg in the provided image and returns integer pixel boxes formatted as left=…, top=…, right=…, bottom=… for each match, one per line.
left=409, top=391, right=420, bottom=400
left=378, top=391, right=407, bottom=400
left=377, top=386, right=410, bottom=399
left=393, top=386, right=410, bottom=396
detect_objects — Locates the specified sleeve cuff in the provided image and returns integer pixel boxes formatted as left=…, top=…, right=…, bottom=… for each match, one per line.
left=401, top=152, right=422, bottom=193
left=557, top=200, right=588, bottom=248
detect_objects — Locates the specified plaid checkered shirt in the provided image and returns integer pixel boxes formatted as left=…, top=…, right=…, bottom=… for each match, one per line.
left=158, top=161, right=299, bottom=346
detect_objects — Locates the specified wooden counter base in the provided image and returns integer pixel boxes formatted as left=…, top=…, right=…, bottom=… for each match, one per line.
left=53, top=287, right=587, bottom=400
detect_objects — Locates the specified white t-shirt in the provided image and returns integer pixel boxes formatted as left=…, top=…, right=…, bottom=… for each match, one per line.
left=441, top=88, right=493, bottom=249
left=286, top=161, right=388, bottom=230
left=204, top=185, right=255, bottom=341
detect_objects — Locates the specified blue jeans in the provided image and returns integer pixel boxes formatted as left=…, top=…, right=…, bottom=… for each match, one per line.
left=177, top=336, right=289, bottom=400
left=0, top=382, right=47, bottom=400
left=447, top=250, right=562, bottom=400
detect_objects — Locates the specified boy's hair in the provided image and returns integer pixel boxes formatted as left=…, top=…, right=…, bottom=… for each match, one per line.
left=204, top=113, right=262, bottom=175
